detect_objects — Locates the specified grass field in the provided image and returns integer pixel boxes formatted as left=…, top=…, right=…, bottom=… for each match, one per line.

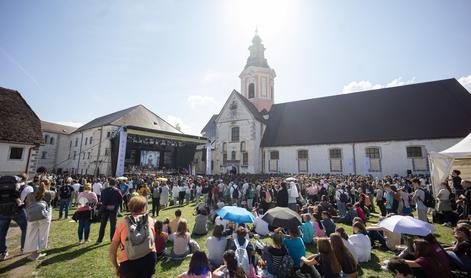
left=0, top=202, right=456, bottom=278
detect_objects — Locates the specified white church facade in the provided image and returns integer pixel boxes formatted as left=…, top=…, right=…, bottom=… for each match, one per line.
left=199, top=32, right=471, bottom=176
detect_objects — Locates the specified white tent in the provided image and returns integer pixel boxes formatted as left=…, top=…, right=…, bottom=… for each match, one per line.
left=429, top=133, right=471, bottom=195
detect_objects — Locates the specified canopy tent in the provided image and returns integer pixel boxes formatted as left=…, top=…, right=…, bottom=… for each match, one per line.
left=429, top=133, right=471, bottom=195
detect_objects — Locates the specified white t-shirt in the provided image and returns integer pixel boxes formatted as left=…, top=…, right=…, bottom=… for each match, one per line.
left=20, top=185, right=34, bottom=203
left=92, top=182, right=102, bottom=195
left=72, top=183, right=81, bottom=192
left=254, top=216, right=270, bottom=236
left=205, top=236, right=227, bottom=265
left=348, top=234, right=371, bottom=262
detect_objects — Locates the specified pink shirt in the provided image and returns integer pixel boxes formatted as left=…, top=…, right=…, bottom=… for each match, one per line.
left=313, top=221, right=326, bottom=238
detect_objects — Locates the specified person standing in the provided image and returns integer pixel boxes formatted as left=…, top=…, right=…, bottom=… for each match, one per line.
left=58, top=177, right=74, bottom=220
left=375, top=184, right=386, bottom=217
left=151, top=182, right=161, bottom=217
left=0, top=175, right=28, bottom=260
left=76, top=183, right=98, bottom=244
left=436, top=182, right=453, bottom=227
left=160, top=182, right=169, bottom=209
left=96, top=179, right=122, bottom=244
left=23, top=179, right=55, bottom=260
left=92, top=179, right=102, bottom=202
left=336, top=186, right=349, bottom=217
left=72, top=179, right=81, bottom=206
left=412, top=179, right=428, bottom=222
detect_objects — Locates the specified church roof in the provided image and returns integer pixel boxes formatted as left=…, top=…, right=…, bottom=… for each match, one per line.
left=74, top=105, right=182, bottom=134
left=261, top=78, right=471, bottom=147
left=201, top=114, right=218, bottom=138
left=0, top=87, right=43, bottom=145
left=236, top=91, right=266, bottom=123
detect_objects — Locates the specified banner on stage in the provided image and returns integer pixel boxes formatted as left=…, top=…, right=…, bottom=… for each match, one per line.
left=116, top=128, right=128, bottom=176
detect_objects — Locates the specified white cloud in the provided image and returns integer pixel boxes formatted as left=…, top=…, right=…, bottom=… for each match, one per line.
left=458, top=74, right=471, bottom=92
left=56, top=121, right=84, bottom=128
left=165, top=115, right=192, bottom=134
left=187, top=95, right=218, bottom=109
left=342, top=77, right=416, bottom=93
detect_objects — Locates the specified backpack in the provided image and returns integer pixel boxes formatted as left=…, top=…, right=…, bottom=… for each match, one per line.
left=339, top=191, right=349, bottom=203
left=124, top=214, right=155, bottom=260
left=419, top=188, right=435, bottom=208
left=234, top=238, right=250, bottom=275
left=232, top=185, right=239, bottom=199
left=277, top=253, right=294, bottom=278
left=0, top=176, right=19, bottom=217
left=25, top=193, right=49, bottom=222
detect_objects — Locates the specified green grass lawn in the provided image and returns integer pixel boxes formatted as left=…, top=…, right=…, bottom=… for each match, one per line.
left=0, top=202, right=456, bottom=278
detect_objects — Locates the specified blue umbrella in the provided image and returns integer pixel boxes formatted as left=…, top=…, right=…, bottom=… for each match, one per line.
left=217, top=206, right=255, bottom=224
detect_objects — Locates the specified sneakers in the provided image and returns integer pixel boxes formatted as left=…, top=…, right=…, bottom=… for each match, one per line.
left=79, top=240, right=85, bottom=244
left=95, top=241, right=102, bottom=245
left=0, top=252, right=8, bottom=261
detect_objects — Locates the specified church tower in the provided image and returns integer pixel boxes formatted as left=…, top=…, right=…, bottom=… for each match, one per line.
left=239, top=31, right=276, bottom=112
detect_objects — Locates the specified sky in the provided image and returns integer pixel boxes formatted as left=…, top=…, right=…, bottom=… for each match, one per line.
left=1, top=0, right=471, bottom=135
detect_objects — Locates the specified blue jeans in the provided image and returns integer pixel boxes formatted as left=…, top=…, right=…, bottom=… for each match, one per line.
left=59, top=198, right=71, bottom=218
left=78, top=218, right=91, bottom=241
left=447, top=251, right=471, bottom=272
left=337, top=201, right=346, bottom=217
left=0, top=210, right=27, bottom=253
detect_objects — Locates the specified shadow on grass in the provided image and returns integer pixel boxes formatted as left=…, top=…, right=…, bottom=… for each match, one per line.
left=38, top=243, right=109, bottom=267
left=359, top=253, right=382, bottom=273
left=0, top=257, right=30, bottom=274
left=160, top=256, right=187, bottom=271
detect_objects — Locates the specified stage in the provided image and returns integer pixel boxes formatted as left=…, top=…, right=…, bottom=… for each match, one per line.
left=111, top=126, right=208, bottom=176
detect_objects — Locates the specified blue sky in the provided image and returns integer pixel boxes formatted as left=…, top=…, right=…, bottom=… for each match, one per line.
left=1, top=0, right=470, bottom=135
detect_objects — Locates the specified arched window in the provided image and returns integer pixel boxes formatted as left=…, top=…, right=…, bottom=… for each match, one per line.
left=50, top=137, right=54, bottom=145
left=231, top=150, right=236, bottom=161
left=44, top=135, right=49, bottom=144
left=248, top=83, right=255, bottom=99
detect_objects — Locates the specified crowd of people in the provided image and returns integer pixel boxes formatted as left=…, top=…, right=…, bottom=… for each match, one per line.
left=1, top=170, right=471, bottom=278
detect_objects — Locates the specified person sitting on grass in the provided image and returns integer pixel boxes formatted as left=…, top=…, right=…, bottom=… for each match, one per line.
left=227, top=225, right=256, bottom=274
left=192, top=208, right=208, bottom=236
left=205, top=224, right=227, bottom=269
left=333, top=203, right=357, bottom=225
left=171, top=220, right=192, bottom=259
left=403, top=238, right=452, bottom=278
left=213, top=250, right=247, bottom=278
left=444, top=226, right=471, bottom=273
left=300, top=214, right=314, bottom=244
left=169, top=209, right=186, bottom=241
left=177, top=251, right=212, bottom=278
left=348, top=221, right=371, bottom=263
left=154, top=220, right=168, bottom=259
left=312, top=213, right=326, bottom=239
left=386, top=257, right=415, bottom=278
left=314, top=237, right=342, bottom=278
left=261, top=233, right=293, bottom=277
left=330, top=233, right=358, bottom=278
left=321, top=211, right=336, bottom=237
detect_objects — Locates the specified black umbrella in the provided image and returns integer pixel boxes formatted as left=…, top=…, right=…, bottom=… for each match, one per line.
left=262, top=207, right=302, bottom=230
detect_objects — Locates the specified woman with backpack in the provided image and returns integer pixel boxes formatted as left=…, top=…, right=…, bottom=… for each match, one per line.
left=109, top=196, right=156, bottom=278
left=23, top=179, right=55, bottom=260
left=261, top=233, right=293, bottom=277
left=76, top=183, right=98, bottom=244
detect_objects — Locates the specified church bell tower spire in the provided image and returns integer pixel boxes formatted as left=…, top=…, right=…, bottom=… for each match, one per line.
left=239, top=30, right=276, bottom=112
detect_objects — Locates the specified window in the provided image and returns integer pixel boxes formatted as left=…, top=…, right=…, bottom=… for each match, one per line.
left=231, top=151, right=236, bottom=161
left=365, top=147, right=381, bottom=172
left=106, top=131, right=111, bottom=138
left=271, top=86, right=274, bottom=100
left=248, top=83, right=255, bottom=98
left=85, top=137, right=88, bottom=145
left=222, top=143, right=227, bottom=164
left=75, top=138, right=78, bottom=147
left=104, top=148, right=111, bottom=156
left=243, top=152, right=248, bottom=166
left=9, top=147, right=24, bottom=160
left=41, top=151, right=47, bottom=159
left=89, top=137, right=93, bottom=145
left=50, top=137, right=54, bottom=145
left=240, top=141, right=246, bottom=152
left=82, top=152, right=85, bottom=159
left=269, top=151, right=279, bottom=172
left=297, top=150, right=308, bottom=173
left=68, top=152, right=71, bottom=159
left=231, top=127, right=240, bottom=142
left=73, top=151, right=77, bottom=160
left=87, top=152, right=91, bottom=159
left=329, top=148, right=343, bottom=172
left=407, top=146, right=428, bottom=171
left=69, top=141, right=72, bottom=148
left=44, top=135, right=49, bottom=144
left=211, top=160, right=214, bottom=171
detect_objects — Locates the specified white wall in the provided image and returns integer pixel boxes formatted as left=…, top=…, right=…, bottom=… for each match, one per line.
left=0, top=143, right=34, bottom=176
left=262, top=138, right=462, bottom=176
